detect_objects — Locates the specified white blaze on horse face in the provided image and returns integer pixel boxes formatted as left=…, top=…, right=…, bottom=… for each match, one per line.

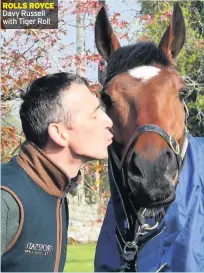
left=128, top=66, right=161, bottom=82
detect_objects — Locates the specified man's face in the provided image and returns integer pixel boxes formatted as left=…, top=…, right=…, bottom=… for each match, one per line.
left=64, top=83, right=113, bottom=160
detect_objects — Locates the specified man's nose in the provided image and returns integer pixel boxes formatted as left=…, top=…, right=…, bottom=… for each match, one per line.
left=106, top=114, right=113, bottom=129
left=102, top=111, right=113, bottom=128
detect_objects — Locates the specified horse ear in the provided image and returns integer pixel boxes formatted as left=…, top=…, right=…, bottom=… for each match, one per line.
left=158, top=3, right=186, bottom=61
left=95, top=7, right=121, bottom=62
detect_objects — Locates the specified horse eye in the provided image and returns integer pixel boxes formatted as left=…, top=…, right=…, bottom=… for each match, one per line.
left=101, top=92, right=113, bottom=107
left=179, top=89, right=188, bottom=101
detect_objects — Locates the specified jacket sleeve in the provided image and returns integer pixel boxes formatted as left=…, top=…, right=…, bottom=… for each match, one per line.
left=1, top=190, right=20, bottom=255
left=94, top=198, right=121, bottom=272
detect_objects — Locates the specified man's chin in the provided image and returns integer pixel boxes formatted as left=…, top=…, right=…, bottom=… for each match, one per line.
left=84, top=151, right=108, bottom=161
left=98, top=152, right=108, bottom=160
left=97, top=148, right=109, bottom=160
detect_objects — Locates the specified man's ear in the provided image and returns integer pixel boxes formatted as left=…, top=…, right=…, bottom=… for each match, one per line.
left=48, top=123, right=69, bottom=147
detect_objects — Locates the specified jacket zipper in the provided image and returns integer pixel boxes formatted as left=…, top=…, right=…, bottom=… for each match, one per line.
left=54, top=188, right=70, bottom=272
left=54, top=198, right=62, bottom=272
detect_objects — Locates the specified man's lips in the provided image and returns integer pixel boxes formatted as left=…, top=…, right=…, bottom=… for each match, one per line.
left=107, top=132, right=113, bottom=141
left=106, top=134, right=113, bottom=144
left=107, top=137, right=113, bottom=144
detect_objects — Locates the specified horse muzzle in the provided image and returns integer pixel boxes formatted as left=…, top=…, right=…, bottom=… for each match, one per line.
left=126, top=149, right=178, bottom=208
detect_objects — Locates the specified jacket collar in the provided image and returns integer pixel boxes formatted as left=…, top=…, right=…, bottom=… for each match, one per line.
left=17, top=141, right=81, bottom=198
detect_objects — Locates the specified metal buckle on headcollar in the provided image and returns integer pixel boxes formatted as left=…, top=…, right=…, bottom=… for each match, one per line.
left=169, top=136, right=180, bottom=155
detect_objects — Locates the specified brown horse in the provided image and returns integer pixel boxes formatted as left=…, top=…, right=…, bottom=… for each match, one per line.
left=95, top=4, right=189, bottom=218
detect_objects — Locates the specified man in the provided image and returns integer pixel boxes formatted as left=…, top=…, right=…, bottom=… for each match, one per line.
left=1, top=72, right=113, bottom=272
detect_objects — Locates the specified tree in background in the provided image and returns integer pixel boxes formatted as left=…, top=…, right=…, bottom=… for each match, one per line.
left=139, top=1, right=204, bottom=136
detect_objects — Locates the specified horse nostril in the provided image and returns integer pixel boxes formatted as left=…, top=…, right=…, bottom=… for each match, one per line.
left=166, top=150, right=172, bottom=163
left=128, top=152, right=144, bottom=179
left=164, top=148, right=177, bottom=181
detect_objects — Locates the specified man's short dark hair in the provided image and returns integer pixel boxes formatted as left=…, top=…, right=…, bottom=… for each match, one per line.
left=20, top=72, right=89, bottom=148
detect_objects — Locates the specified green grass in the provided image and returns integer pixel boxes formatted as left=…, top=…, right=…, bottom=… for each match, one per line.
left=64, top=243, right=96, bottom=272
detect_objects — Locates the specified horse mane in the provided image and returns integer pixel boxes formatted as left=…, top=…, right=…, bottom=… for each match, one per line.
left=105, top=42, right=171, bottom=84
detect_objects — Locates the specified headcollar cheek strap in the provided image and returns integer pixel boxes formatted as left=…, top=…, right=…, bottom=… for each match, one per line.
left=180, top=128, right=189, bottom=161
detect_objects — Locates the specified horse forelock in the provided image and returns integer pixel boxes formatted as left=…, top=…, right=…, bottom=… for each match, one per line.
left=105, top=42, right=171, bottom=85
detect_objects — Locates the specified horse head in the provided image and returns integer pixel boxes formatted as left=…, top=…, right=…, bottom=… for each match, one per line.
left=95, top=4, right=188, bottom=217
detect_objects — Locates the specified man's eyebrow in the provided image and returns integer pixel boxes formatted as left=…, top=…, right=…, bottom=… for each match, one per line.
left=93, top=103, right=101, bottom=113
left=93, top=99, right=103, bottom=113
